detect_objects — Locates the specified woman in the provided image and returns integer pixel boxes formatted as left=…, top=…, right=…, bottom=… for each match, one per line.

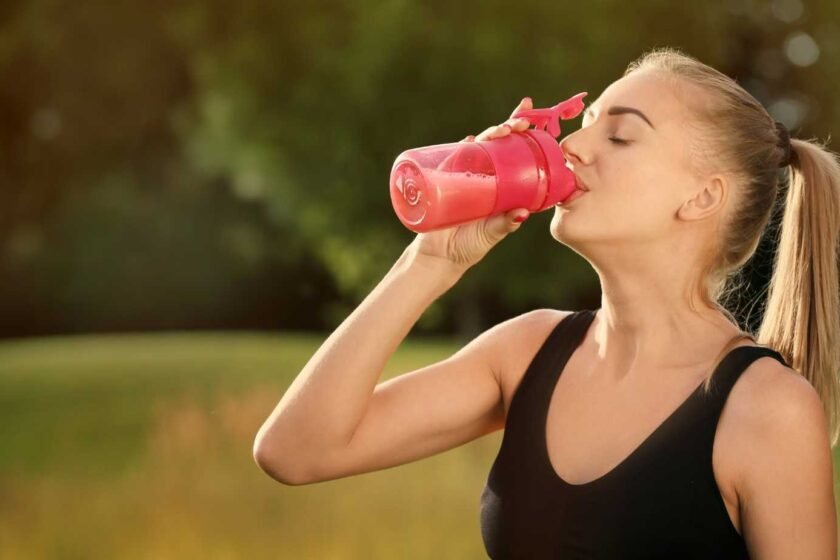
left=253, top=47, right=838, bottom=558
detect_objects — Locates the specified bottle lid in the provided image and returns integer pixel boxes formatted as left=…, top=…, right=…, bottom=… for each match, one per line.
left=512, top=92, right=588, bottom=138
left=513, top=92, right=588, bottom=208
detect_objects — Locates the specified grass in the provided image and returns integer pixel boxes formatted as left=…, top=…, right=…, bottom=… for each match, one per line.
left=0, top=332, right=837, bottom=558
left=0, top=331, right=499, bottom=559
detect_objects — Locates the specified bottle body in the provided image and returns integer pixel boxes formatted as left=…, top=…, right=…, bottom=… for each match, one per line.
left=390, top=128, right=577, bottom=233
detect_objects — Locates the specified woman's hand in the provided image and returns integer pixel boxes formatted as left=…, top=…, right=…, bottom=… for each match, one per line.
left=469, top=96, right=533, bottom=142
left=407, top=97, right=535, bottom=276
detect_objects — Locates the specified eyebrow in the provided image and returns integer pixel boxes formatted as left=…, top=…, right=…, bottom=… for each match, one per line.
left=583, top=105, right=655, bottom=129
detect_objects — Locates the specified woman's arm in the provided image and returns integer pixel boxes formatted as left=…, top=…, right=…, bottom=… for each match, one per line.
left=737, top=360, right=837, bottom=559
left=253, top=98, right=534, bottom=485
left=252, top=245, right=466, bottom=483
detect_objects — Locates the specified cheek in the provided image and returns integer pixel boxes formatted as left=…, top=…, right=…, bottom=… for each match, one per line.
left=618, top=184, right=679, bottom=231
left=613, top=166, right=678, bottom=212
left=551, top=182, right=674, bottom=240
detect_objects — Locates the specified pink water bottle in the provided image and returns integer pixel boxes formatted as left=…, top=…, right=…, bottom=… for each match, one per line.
left=389, top=92, right=587, bottom=233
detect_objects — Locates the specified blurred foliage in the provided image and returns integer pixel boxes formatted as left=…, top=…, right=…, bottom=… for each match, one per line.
left=0, top=0, right=837, bottom=337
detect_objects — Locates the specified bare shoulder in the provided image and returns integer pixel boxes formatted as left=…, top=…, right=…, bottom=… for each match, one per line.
left=723, top=354, right=836, bottom=557
left=497, top=307, right=572, bottom=338
left=726, top=354, right=825, bottom=447
left=493, top=308, right=574, bottom=418
left=724, top=355, right=824, bottom=467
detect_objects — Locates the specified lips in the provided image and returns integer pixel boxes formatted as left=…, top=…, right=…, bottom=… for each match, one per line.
left=573, top=174, right=589, bottom=191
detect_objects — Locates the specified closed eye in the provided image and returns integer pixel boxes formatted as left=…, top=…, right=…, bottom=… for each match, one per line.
left=609, top=137, right=629, bottom=145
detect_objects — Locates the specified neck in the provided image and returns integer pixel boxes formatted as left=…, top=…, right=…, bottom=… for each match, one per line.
left=587, top=264, right=744, bottom=382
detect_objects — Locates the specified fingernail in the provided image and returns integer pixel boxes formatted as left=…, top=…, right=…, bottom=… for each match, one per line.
left=501, top=123, right=511, bottom=130
left=513, top=213, right=529, bottom=223
left=524, top=97, right=532, bottom=104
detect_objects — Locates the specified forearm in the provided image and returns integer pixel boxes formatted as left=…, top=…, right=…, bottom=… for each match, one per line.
left=253, top=245, right=465, bottom=472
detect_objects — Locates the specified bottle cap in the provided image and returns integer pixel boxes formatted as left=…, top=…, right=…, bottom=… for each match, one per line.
left=512, top=92, right=588, bottom=207
left=512, top=92, right=588, bottom=138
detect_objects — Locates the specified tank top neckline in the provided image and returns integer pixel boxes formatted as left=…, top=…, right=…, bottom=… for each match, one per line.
left=540, top=308, right=772, bottom=489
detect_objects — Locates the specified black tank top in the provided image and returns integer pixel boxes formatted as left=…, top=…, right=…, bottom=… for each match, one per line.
left=479, top=309, right=788, bottom=559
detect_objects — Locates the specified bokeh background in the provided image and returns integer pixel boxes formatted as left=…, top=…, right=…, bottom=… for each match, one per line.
left=1, top=0, right=838, bottom=557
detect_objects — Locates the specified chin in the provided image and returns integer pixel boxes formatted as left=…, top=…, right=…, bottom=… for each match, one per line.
left=549, top=209, right=602, bottom=248
left=549, top=212, right=578, bottom=244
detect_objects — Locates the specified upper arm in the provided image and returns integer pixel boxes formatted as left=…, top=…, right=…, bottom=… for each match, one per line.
left=737, top=361, right=838, bottom=559
left=298, top=308, right=564, bottom=485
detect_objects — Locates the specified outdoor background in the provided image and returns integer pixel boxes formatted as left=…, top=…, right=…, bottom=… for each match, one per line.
left=1, top=0, right=838, bottom=557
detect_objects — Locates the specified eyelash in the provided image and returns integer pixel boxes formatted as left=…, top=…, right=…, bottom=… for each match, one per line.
left=581, top=118, right=629, bottom=145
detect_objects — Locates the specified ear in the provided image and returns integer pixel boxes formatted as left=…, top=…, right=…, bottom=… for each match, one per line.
left=677, top=175, right=727, bottom=221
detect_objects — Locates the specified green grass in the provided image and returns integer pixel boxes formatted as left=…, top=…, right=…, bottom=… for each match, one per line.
left=0, top=331, right=500, bottom=559
left=0, top=332, right=837, bottom=559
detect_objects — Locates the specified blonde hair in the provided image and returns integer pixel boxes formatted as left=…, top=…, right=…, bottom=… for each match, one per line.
left=624, top=47, right=840, bottom=447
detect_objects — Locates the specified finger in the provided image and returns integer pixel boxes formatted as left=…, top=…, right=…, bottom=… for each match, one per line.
left=502, top=117, right=531, bottom=131
left=477, top=124, right=512, bottom=141
left=460, top=134, right=476, bottom=143
left=475, top=125, right=499, bottom=141
left=509, top=208, right=530, bottom=225
left=486, top=207, right=530, bottom=242
left=509, top=96, right=533, bottom=120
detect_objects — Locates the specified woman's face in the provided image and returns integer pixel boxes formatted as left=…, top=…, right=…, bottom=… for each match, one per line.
left=550, top=70, right=720, bottom=255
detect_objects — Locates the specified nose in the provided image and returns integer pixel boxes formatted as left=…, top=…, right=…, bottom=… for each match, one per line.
left=559, top=133, right=584, bottom=164
left=559, top=124, right=596, bottom=166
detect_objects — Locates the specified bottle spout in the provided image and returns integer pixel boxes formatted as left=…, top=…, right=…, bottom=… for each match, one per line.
left=544, top=170, right=577, bottom=206
left=512, top=91, right=588, bottom=138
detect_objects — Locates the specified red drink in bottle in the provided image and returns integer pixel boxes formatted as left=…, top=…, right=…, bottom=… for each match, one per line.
left=389, top=92, right=587, bottom=233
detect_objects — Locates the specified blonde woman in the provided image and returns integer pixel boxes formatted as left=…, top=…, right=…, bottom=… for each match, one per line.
left=254, top=47, right=839, bottom=559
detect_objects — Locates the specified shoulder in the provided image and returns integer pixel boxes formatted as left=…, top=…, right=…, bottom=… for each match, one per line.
left=489, top=308, right=574, bottom=400
left=727, top=353, right=836, bottom=557
left=489, top=308, right=573, bottom=343
left=727, top=353, right=826, bottom=457
left=729, top=353, right=825, bottom=441
left=510, top=308, right=577, bottom=343
left=488, top=308, right=572, bottom=360
left=463, top=308, right=566, bottom=376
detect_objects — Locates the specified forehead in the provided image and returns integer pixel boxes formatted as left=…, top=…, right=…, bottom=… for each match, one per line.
left=586, top=71, right=686, bottom=127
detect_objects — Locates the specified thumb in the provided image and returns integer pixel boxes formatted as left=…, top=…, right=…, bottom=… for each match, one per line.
left=486, top=208, right=530, bottom=241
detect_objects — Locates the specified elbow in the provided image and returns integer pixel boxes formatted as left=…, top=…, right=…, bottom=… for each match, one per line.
left=252, top=433, right=312, bottom=486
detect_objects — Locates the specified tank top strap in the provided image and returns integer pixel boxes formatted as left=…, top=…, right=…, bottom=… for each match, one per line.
left=699, top=345, right=789, bottom=433
left=505, top=309, right=597, bottom=428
